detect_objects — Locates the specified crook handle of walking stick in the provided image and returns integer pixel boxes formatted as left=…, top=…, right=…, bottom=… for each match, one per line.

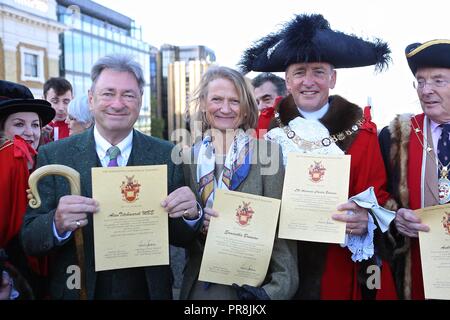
left=27, top=164, right=87, bottom=300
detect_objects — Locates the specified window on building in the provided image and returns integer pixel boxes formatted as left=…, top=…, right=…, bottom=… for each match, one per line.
left=20, top=47, right=45, bottom=83
left=92, top=38, right=99, bottom=64
left=73, top=32, right=83, bottom=73
left=24, top=53, right=38, bottom=77
left=64, top=32, right=74, bottom=71
left=84, top=36, right=92, bottom=69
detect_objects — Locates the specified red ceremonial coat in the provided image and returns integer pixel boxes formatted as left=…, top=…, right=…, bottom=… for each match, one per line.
left=42, top=120, right=69, bottom=144
left=381, top=114, right=426, bottom=299
left=0, top=137, right=34, bottom=247
left=271, top=95, right=398, bottom=299
left=0, top=136, right=47, bottom=280
left=256, top=96, right=283, bottom=138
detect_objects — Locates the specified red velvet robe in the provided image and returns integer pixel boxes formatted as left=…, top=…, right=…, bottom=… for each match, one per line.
left=42, top=120, right=69, bottom=144
left=0, top=137, right=34, bottom=247
left=273, top=95, right=398, bottom=299
left=0, top=137, right=47, bottom=277
left=256, top=96, right=283, bottom=138
left=406, top=114, right=426, bottom=300
left=320, top=107, right=397, bottom=299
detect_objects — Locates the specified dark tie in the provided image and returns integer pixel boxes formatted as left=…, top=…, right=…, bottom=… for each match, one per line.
left=107, top=146, right=121, bottom=167
left=438, top=124, right=450, bottom=172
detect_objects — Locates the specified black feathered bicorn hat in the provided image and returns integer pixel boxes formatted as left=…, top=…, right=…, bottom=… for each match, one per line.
left=239, top=13, right=391, bottom=73
left=0, top=80, right=55, bottom=126
left=405, top=39, right=450, bottom=75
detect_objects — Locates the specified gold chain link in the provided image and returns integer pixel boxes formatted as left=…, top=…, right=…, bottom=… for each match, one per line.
left=275, top=113, right=365, bottom=151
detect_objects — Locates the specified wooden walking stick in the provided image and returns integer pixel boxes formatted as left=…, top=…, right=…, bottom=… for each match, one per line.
left=27, top=164, right=87, bottom=300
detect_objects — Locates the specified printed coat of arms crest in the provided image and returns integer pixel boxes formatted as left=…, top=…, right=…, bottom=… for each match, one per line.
left=442, top=212, right=450, bottom=235
left=309, top=161, right=326, bottom=182
left=120, top=175, right=141, bottom=202
left=235, top=201, right=254, bottom=226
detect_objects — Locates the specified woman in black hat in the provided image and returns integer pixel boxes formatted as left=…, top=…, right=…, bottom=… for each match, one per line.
left=0, top=80, right=54, bottom=299
left=0, top=80, right=55, bottom=151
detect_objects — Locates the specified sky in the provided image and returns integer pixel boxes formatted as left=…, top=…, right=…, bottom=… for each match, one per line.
left=96, top=0, right=449, bottom=127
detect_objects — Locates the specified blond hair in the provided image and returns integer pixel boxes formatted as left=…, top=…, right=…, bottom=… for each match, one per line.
left=190, top=66, right=258, bottom=140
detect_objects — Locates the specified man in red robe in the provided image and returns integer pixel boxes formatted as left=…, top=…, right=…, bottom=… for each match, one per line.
left=240, top=13, right=398, bottom=299
left=41, top=77, right=73, bottom=143
left=379, top=39, right=450, bottom=299
left=252, top=73, right=286, bottom=138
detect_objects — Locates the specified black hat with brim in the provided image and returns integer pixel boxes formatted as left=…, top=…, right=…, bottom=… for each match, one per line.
left=239, top=14, right=391, bottom=73
left=406, top=40, right=450, bottom=75
left=0, top=80, right=55, bottom=126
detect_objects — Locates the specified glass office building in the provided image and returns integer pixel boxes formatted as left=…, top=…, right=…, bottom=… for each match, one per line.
left=56, top=0, right=155, bottom=134
left=159, top=45, right=216, bottom=139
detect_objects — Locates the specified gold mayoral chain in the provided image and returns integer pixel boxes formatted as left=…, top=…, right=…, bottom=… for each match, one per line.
left=411, top=116, right=450, bottom=205
left=274, top=112, right=365, bottom=152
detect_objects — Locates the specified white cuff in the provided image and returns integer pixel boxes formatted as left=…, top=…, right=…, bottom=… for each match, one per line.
left=341, top=213, right=376, bottom=262
left=53, top=220, right=71, bottom=242
left=183, top=202, right=203, bottom=227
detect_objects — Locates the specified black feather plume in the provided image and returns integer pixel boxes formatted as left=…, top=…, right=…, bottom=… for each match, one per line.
left=373, top=38, right=392, bottom=72
left=238, top=32, right=282, bottom=74
left=282, top=14, right=330, bottom=48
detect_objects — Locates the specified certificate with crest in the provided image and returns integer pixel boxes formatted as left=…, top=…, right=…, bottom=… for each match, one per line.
left=198, top=189, right=281, bottom=286
left=278, top=153, right=350, bottom=244
left=417, top=204, right=450, bottom=300
left=92, top=165, right=169, bottom=271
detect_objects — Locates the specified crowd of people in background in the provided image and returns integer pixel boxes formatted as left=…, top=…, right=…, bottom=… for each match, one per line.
left=1, top=12, right=450, bottom=301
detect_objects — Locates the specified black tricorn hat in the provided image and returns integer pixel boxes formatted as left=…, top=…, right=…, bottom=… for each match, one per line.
left=405, top=40, right=450, bottom=75
left=0, top=80, right=55, bottom=126
left=239, top=13, right=391, bottom=73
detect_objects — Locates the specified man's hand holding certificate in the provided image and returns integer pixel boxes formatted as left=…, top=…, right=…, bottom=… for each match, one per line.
left=92, top=165, right=169, bottom=271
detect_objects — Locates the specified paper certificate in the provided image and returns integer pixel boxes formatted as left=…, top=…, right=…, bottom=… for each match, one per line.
left=417, top=204, right=450, bottom=300
left=92, top=165, right=169, bottom=271
left=278, top=153, right=350, bottom=244
left=198, top=189, right=281, bottom=286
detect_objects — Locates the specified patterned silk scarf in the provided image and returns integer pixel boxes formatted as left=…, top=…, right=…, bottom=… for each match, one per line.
left=196, top=130, right=252, bottom=208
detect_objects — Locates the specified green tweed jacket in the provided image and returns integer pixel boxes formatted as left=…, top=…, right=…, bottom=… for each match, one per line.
left=21, top=128, right=198, bottom=299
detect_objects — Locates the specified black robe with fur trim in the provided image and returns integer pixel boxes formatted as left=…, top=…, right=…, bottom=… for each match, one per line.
left=270, top=94, right=396, bottom=299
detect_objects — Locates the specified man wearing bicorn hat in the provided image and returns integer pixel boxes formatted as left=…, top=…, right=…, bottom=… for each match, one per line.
left=379, top=39, right=450, bottom=300
left=240, top=13, right=398, bottom=299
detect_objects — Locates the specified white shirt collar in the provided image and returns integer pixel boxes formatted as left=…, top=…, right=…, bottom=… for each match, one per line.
left=429, top=118, right=450, bottom=133
left=297, top=103, right=330, bottom=121
left=93, top=126, right=133, bottom=167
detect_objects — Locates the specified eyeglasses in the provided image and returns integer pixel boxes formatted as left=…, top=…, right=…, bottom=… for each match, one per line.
left=413, top=78, right=450, bottom=89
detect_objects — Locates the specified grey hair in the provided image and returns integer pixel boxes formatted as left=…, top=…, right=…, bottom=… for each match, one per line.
left=90, top=54, right=145, bottom=94
left=67, top=95, right=94, bottom=126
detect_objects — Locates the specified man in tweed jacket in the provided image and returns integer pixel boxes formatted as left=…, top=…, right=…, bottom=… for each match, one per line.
left=21, top=55, right=201, bottom=300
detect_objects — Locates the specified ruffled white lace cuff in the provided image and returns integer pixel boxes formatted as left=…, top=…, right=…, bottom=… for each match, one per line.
left=341, top=213, right=376, bottom=262
left=340, top=187, right=396, bottom=262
